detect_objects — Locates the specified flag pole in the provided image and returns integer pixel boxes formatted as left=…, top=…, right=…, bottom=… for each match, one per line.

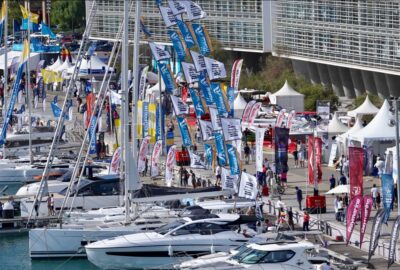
left=3, top=0, right=7, bottom=159
left=27, top=1, right=33, bottom=164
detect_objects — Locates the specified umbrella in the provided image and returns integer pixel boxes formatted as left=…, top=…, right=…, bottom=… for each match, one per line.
left=325, top=184, right=350, bottom=195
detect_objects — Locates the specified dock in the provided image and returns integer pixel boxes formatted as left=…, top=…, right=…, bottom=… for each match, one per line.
left=0, top=216, right=60, bottom=234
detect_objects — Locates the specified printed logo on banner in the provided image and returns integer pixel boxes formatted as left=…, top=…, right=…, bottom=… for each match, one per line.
left=192, top=23, right=211, bottom=56
left=181, top=0, right=207, bottom=20
left=158, top=62, right=176, bottom=94
left=177, top=116, right=192, bottom=146
left=209, top=106, right=222, bottom=131
left=190, top=50, right=207, bottom=72
left=168, top=30, right=187, bottom=61
left=176, top=17, right=196, bottom=48
left=189, top=150, right=206, bottom=169
left=171, top=95, right=189, bottom=115
left=226, top=144, right=240, bottom=175
left=221, top=167, right=238, bottom=192
left=167, top=0, right=186, bottom=15
left=210, top=82, right=228, bottom=116
left=198, top=71, right=214, bottom=105
left=188, top=88, right=205, bottom=117
left=214, top=131, right=227, bottom=166
left=149, top=42, right=171, bottom=61
left=221, top=118, right=242, bottom=141
left=181, top=62, right=199, bottom=83
left=198, top=119, right=214, bottom=140
left=205, top=57, right=227, bottom=80
left=159, top=6, right=176, bottom=28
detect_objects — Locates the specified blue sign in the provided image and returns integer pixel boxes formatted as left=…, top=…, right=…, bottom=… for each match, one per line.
left=382, top=174, right=394, bottom=223
left=156, top=104, right=161, bottom=141
left=227, top=86, right=235, bottom=117
left=192, top=23, right=211, bottom=56
left=176, top=17, right=196, bottom=49
left=168, top=30, right=187, bottom=61
left=198, top=71, right=214, bottom=106
left=0, top=63, right=25, bottom=145
left=177, top=116, right=192, bottom=146
left=88, top=116, right=97, bottom=154
left=214, top=131, right=227, bottom=166
left=142, top=102, right=149, bottom=137
left=226, top=144, right=240, bottom=175
left=204, top=144, right=213, bottom=166
left=157, top=62, right=175, bottom=94
left=188, top=88, right=205, bottom=118
left=210, top=82, right=228, bottom=116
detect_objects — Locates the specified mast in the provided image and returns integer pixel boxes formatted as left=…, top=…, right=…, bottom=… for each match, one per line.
left=27, top=1, right=32, bottom=164
left=3, top=0, right=7, bottom=159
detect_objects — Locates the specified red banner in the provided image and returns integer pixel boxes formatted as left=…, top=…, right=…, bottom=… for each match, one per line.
left=86, top=92, right=95, bottom=129
left=181, top=86, right=188, bottom=102
left=346, top=195, right=363, bottom=244
left=308, top=136, right=322, bottom=184
left=360, top=195, right=373, bottom=248
left=349, top=146, right=364, bottom=199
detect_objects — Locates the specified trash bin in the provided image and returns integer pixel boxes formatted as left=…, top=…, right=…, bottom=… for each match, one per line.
left=2, top=201, right=14, bottom=219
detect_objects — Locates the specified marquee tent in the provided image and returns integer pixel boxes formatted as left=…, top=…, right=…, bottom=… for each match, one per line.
left=0, top=51, right=40, bottom=71
left=271, top=81, right=304, bottom=112
left=336, top=117, right=364, bottom=155
left=55, top=59, right=73, bottom=73
left=67, top=55, right=114, bottom=78
left=46, top=57, right=62, bottom=71
left=233, top=93, right=247, bottom=118
left=328, top=113, right=349, bottom=135
left=347, top=95, right=379, bottom=117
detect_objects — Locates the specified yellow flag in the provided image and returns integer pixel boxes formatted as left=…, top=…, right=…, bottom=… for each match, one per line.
left=19, top=39, right=30, bottom=65
left=1, top=1, right=7, bottom=21
left=19, top=5, right=39, bottom=24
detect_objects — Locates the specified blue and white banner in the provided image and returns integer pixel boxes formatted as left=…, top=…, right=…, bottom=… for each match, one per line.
left=171, top=95, right=189, bottom=115
left=226, top=143, right=240, bottom=175
left=159, top=6, right=176, bottom=27
left=181, top=1, right=207, bottom=21
left=221, top=118, right=242, bottom=141
left=209, top=106, right=222, bottom=131
left=189, top=150, right=206, bottom=169
left=381, top=173, right=394, bottom=223
left=190, top=50, right=207, bottom=72
left=168, top=0, right=186, bottom=15
left=204, top=57, right=227, bottom=80
left=142, top=101, right=149, bottom=138
left=149, top=42, right=171, bottom=61
left=88, top=115, right=97, bottom=154
left=227, top=86, right=235, bottom=117
left=214, top=131, right=227, bottom=166
left=158, top=62, right=176, bottom=94
left=168, top=30, right=187, bottom=61
left=176, top=17, right=196, bottom=49
left=204, top=143, right=213, bottom=166
left=198, top=119, right=214, bottom=141
left=210, top=82, right=228, bottom=116
left=192, top=23, right=212, bottom=56
left=239, top=172, right=258, bottom=199
left=181, top=62, right=199, bottom=83
left=198, top=71, right=214, bottom=106
left=177, top=116, right=192, bottom=146
left=221, top=167, right=239, bottom=193
left=188, top=88, right=205, bottom=118
left=156, top=104, right=162, bottom=141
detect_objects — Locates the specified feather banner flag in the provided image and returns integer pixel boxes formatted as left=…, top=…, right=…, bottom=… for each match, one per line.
left=214, top=131, right=227, bottom=166
left=0, top=1, right=6, bottom=40
left=0, top=40, right=29, bottom=146
left=149, top=42, right=171, bottom=61
left=159, top=6, right=176, bottom=27
left=226, top=143, right=240, bottom=175
left=346, top=195, right=363, bottom=245
left=151, top=140, right=163, bottom=177
left=176, top=17, right=196, bottom=49
left=181, top=62, right=199, bottom=83
left=204, top=57, right=227, bottom=80
left=192, top=23, right=212, bottom=56
left=230, top=59, right=243, bottom=91
left=221, top=167, right=239, bottom=193
left=188, top=88, right=205, bottom=118
left=138, top=136, right=150, bottom=173
left=168, top=0, right=186, bottom=15
left=198, top=119, right=214, bottom=141
left=210, top=82, right=228, bottom=116
left=171, top=95, right=189, bottom=116
left=157, top=62, right=176, bottom=94
left=20, top=4, right=39, bottom=24
left=168, top=30, right=188, bottom=61
left=181, top=0, right=207, bottom=21
left=177, top=116, right=192, bottom=146
left=165, top=145, right=176, bottom=186
left=190, top=50, right=207, bottom=72
left=198, top=70, right=213, bottom=105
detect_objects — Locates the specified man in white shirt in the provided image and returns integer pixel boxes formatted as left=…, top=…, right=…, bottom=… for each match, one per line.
left=215, top=165, right=221, bottom=186
left=374, top=157, right=384, bottom=178
left=371, top=184, right=378, bottom=209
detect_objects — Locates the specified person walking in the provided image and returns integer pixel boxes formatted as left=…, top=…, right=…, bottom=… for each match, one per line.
left=374, top=156, right=385, bottom=178
left=190, top=170, right=196, bottom=188
left=244, top=143, right=250, bottom=164
left=371, top=184, right=378, bottom=209
left=299, top=141, right=306, bottom=168
left=287, top=207, right=294, bottom=230
left=183, top=168, right=189, bottom=187
left=303, top=211, right=310, bottom=231
left=179, top=166, right=185, bottom=186
left=143, top=157, right=148, bottom=177
left=339, top=173, right=347, bottom=185
left=293, top=147, right=299, bottom=168
left=215, top=165, right=221, bottom=186
left=295, top=186, right=303, bottom=210
left=329, top=174, right=336, bottom=190
left=376, top=192, right=381, bottom=208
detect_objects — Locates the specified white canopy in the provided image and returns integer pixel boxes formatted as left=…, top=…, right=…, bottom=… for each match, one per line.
left=326, top=184, right=349, bottom=194
left=350, top=100, right=397, bottom=144
left=234, top=93, right=247, bottom=118
left=67, top=55, right=114, bottom=77
left=347, top=95, right=379, bottom=117
left=337, top=117, right=364, bottom=143
left=0, top=51, right=40, bottom=71
left=271, top=80, right=304, bottom=112
left=55, top=59, right=72, bottom=73
left=46, top=57, right=62, bottom=71
left=328, top=113, right=349, bottom=135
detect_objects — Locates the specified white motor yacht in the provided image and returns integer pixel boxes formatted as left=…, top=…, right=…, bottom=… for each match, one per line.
left=85, top=214, right=255, bottom=269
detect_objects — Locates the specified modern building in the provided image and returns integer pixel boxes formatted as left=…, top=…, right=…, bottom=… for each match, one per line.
left=272, top=0, right=400, bottom=99
left=86, top=0, right=272, bottom=53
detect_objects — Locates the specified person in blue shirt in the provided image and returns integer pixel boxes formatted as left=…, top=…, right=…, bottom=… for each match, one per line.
left=329, top=174, right=336, bottom=189
left=339, top=173, right=347, bottom=185
left=295, top=186, right=303, bottom=210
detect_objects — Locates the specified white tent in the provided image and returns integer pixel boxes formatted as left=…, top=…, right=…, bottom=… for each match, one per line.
left=350, top=100, right=397, bottom=144
left=55, top=60, right=72, bottom=73
left=233, top=93, right=247, bottom=118
left=336, top=117, right=364, bottom=155
left=325, top=184, right=349, bottom=194
left=271, top=81, right=304, bottom=112
left=0, top=51, right=40, bottom=71
left=347, top=95, right=379, bottom=117
left=328, top=113, right=349, bottom=135
left=46, top=57, right=62, bottom=71
left=67, top=55, right=114, bottom=77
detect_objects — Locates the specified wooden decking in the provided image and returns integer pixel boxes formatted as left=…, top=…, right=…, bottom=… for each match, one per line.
left=0, top=216, right=60, bottom=234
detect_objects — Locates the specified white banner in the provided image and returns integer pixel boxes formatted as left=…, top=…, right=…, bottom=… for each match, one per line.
left=181, top=0, right=207, bottom=20
left=138, top=136, right=150, bottom=173
left=255, top=128, right=265, bottom=172
left=204, top=57, right=227, bottom=80
left=149, top=42, right=171, bottom=61
left=221, top=118, right=242, bottom=141
left=171, top=95, right=189, bottom=115
left=238, top=172, right=258, bottom=199
left=159, top=6, right=177, bottom=27
left=242, top=100, right=256, bottom=124
left=109, top=147, right=122, bottom=174
left=328, top=142, right=338, bottom=167
left=221, top=167, right=239, bottom=193
left=181, top=62, right=199, bottom=84
left=190, top=50, right=207, bottom=72
left=151, top=140, right=163, bottom=177
left=165, top=145, right=176, bottom=187
left=247, top=102, right=262, bottom=125
left=230, top=59, right=243, bottom=91
left=275, top=109, right=286, bottom=127
left=168, top=0, right=186, bottom=15
left=110, top=90, right=122, bottom=105
left=138, top=66, right=149, bottom=100
left=232, top=139, right=243, bottom=161
left=198, top=119, right=214, bottom=141
left=286, top=109, right=296, bottom=129
left=189, top=150, right=206, bottom=169
left=209, top=106, right=222, bottom=131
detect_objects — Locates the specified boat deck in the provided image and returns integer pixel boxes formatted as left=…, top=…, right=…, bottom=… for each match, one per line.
left=0, top=216, right=60, bottom=234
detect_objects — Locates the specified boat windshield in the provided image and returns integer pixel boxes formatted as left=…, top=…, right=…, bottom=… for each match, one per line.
left=155, top=220, right=186, bottom=235
left=231, top=247, right=295, bottom=264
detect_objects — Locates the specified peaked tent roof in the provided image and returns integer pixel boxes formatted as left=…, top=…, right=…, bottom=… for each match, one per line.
left=234, top=93, right=247, bottom=110
left=337, top=117, right=364, bottom=142
left=273, top=80, right=304, bottom=97
left=328, top=113, right=349, bottom=134
left=350, top=100, right=397, bottom=143
left=46, top=57, right=62, bottom=71
left=347, top=95, right=379, bottom=117
left=55, top=59, right=72, bottom=72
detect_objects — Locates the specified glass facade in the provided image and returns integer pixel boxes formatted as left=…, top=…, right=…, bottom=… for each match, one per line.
left=273, top=0, right=400, bottom=74
left=87, top=0, right=265, bottom=52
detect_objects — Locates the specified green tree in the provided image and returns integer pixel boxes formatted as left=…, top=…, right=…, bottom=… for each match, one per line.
left=50, top=0, right=85, bottom=32
left=353, top=93, right=382, bottom=108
